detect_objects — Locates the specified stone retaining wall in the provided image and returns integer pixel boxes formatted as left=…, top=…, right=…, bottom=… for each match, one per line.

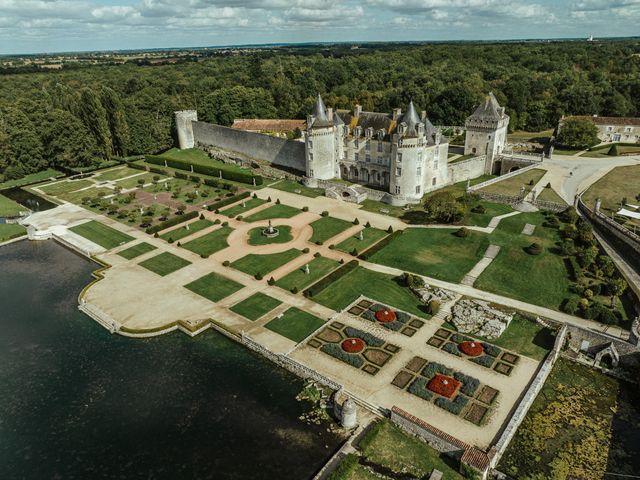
left=489, top=324, right=567, bottom=468
left=448, top=155, right=486, bottom=184
left=468, top=163, right=539, bottom=192
left=532, top=198, right=567, bottom=213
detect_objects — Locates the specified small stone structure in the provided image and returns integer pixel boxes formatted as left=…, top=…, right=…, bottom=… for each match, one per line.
left=449, top=299, right=513, bottom=340
left=323, top=184, right=368, bottom=204
left=341, top=398, right=358, bottom=429
left=412, top=285, right=457, bottom=304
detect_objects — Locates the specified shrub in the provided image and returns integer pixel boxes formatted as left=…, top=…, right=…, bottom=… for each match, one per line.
left=313, top=252, right=321, bottom=258
left=176, top=241, right=181, bottom=247
left=213, top=219, right=221, bottom=225
left=200, top=254, right=209, bottom=259
left=454, top=372, right=480, bottom=396
left=351, top=248, right=358, bottom=256
left=199, top=213, right=205, bottom=220
left=528, top=179, right=534, bottom=186
left=291, top=286, right=299, bottom=294
left=395, top=311, right=410, bottom=324
left=471, top=205, right=486, bottom=214
left=236, top=215, right=243, bottom=221
left=315, top=241, right=323, bottom=246
left=435, top=395, right=468, bottom=415
left=154, top=232, right=159, bottom=238
left=567, top=256, right=582, bottom=281
left=302, top=206, right=309, bottom=212
left=339, top=258, right=345, bottom=264
left=328, top=244, right=335, bottom=250
left=421, top=362, right=453, bottom=379
left=526, top=243, right=543, bottom=255
left=482, top=343, right=502, bottom=358
left=222, top=221, right=229, bottom=227
left=254, top=272, right=263, bottom=280
left=353, top=218, right=359, bottom=225
left=267, top=277, right=276, bottom=286
left=608, top=144, right=619, bottom=156
left=361, top=310, right=377, bottom=322
left=145, top=210, right=198, bottom=234
left=451, top=333, right=472, bottom=343
left=387, top=226, right=393, bottom=233
left=408, top=377, right=434, bottom=401
left=321, top=210, right=329, bottom=217
left=428, top=300, right=441, bottom=315
left=442, top=342, right=462, bottom=356
left=343, top=326, right=385, bottom=347
left=320, top=343, right=364, bottom=368
left=275, top=198, right=281, bottom=204
left=252, top=193, right=257, bottom=199
left=145, top=154, right=263, bottom=185
left=358, top=230, right=402, bottom=260
left=455, top=227, right=469, bottom=238
left=470, top=355, right=495, bottom=368
left=222, top=260, right=230, bottom=266
left=167, top=238, right=174, bottom=244
left=205, top=191, right=251, bottom=212
left=365, top=221, right=371, bottom=228
left=302, top=247, right=310, bottom=254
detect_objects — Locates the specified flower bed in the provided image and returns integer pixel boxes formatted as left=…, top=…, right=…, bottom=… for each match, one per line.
left=342, top=338, right=365, bottom=353
left=320, top=343, right=364, bottom=368
left=349, top=298, right=425, bottom=337
left=459, top=341, right=484, bottom=357
left=427, top=374, right=461, bottom=399
left=375, top=309, right=397, bottom=323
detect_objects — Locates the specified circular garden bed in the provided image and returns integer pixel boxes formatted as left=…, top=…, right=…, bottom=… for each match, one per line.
left=247, top=225, right=293, bottom=245
left=458, top=341, right=484, bottom=357
left=375, top=309, right=397, bottom=323
left=342, top=338, right=366, bottom=353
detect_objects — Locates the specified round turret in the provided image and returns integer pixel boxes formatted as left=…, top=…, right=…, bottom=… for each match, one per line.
left=341, top=398, right=357, bottom=429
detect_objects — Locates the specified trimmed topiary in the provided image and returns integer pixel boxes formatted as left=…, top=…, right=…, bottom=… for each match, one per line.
left=255, top=272, right=263, bottom=280
left=526, top=243, right=543, bottom=255
left=291, top=286, right=299, bottom=294
left=328, top=244, right=336, bottom=250
left=154, top=232, right=159, bottom=238
left=302, top=247, right=310, bottom=253
left=365, top=221, right=371, bottom=228
left=213, top=218, right=221, bottom=225
left=267, top=277, right=276, bottom=285
left=455, top=227, right=469, bottom=238
left=302, top=206, right=309, bottom=212
left=199, top=213, right=205, bottom=220
left=252, top=193, right=258, bottom=199
left=222, top=221, right=229, bottom=227
left=387, top=226, right=393, bottom=233
left=351, top=248, right=359, bottom=256
left=313, top=252, right=321, bottom=258
left=428, top=300, right=441, bottom=315
left=353, top=218, right=360, bottom=225
left=236, top=215, right=243, bottom=221
left=275, top=198, right=281, bottom=204
left=222, top=260, right=230, bottom=267
left=315, top=241, right=323, bottom=245
left=200, top=254, right=209, bottom=259
left=321, top=210, right=329, bottom=217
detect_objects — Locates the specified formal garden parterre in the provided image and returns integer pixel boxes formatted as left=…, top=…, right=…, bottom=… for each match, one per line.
left=346, top=297, right=427, bottom=337
left=308, top=322, right=401, bottom=376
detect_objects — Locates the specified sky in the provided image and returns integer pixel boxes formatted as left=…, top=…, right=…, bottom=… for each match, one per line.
left=1, top=0, right=639, bottom=55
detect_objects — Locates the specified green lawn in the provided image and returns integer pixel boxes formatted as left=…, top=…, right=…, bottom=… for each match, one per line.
left=231, top=248, right=302, bottom=277
left=369, top=228, right=489, bottom=283
left=0, top=168, right=63, bottom=190
left=463, top=201, right=514, bottom=227
left=0, top=223, right=27, bottom=242
left=160, top=219, right=213, bottom=242
left=117, top=242, right=157, bottom=260
left=476, top=212, right=574, bottom=310
left=58, top=187, right=112, bottom=205
left=276, top=256, right=339, bottom=292
left=69, top=220, right=134, bottom=249
left=582, top=165, right=640, bottom=213
left=181, top=226, right=233, bottom=256
left=358, top=420, right=464, bottom=479
left=309, top=216, right=353, bottom=243
left=247, top=225, right=293, bottom=245
left=264, top=307, right=325, bottom=342
left=269, top=179, right=324, bottom=198
left=312, top=266, right=430, bottom=318
left=39, top=179, right=94, bottom=196
left=243, top=203, right=301, bottom=222
left=93, top=167, right=140, bottom=181
left=536, top=187, right=567, bottom=205
left=481, top=168, right=547, bottom=196
left=138, top=252, right=191, bottom=276
left=335, top=228, right=388, bottom=254
left=184, top=272, right=244, bottom=303
left=115, top=172, right=166, bottom=190
left=221, top=197, right=267, bottom=217
left=0, top=194, right=24, bottom=217
left=230, top=292, right=282, bottom=321
left=158, top=148, right=250, bottom=174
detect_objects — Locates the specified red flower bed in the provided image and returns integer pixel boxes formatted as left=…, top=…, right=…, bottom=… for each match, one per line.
left=375, top=309, right=397, bottom=323
left=459, top=341, right=484, bottom=357
left=427, top=374, right=461, bottom=399
left=342, top=338, right=366, bottom=353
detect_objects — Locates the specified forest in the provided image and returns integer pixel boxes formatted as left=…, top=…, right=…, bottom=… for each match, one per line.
left=1, top=40, right=639, bottom=182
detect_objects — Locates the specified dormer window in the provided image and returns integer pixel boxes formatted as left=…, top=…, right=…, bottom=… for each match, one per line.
left=417, top=124, right=424, bottom=136
left=378, top=129, right=385, bottom=140
left=366, top=127, right=373, bottom=139
left=398, top=123, right=406, bottom=136
left=343, top=125, right=350, bottom=136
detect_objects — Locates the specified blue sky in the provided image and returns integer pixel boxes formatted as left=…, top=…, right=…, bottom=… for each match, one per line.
left=1, top=0, right=638, bottom=55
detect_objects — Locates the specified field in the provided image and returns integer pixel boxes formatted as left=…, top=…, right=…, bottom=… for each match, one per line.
left=138, top=252, right=191, bottom=276
left=275, top=256, right=339, bottom=292
left=184, top=272, right=244, bottom=303
left=181, top=226, right=233, bottom=256
left=0, top=223, right=27, bottom=242
left=93, top=166, right=140, bottom=181
left=230, top=293, right=282, bottom=321
left=369, top=228, right=489, bottom=283
left=312, top=266, right=430, bottom=318
left=481, top=168, right=546, bottom=196
left=335, top=228, right=388, bottom=254
left=221, top=197, right=267, bottom=217
left=309, top=216, right=353, bottom=243
left=115, top=172, right=166, bottom=189
left=39, top=179, right=94, bottom=196
left=160, top=219, right=213, bottom=242
left=264, top=307, right=325, bottom=342
left=243, top=204, right=301, bottom=222
left=582, top=165, right=640, bottom=213
left=69, top=220, right=134, bottom=249
left=117, top=242, right=157, bottom=260
left=231, top=248, right=302, bottom=277
left=499, top=358, right=640, bottom=479
left=0, top=194, right=24, bottom=217
left=269, top=179, right=324, bottom=198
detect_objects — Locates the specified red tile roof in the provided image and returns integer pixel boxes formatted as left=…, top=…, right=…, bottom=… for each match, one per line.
left=567, top=115, right=640, bottom=126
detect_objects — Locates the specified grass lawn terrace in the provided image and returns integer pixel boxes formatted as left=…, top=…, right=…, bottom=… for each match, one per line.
left=264, top=307, right=325, bottom=342
left=181, top=226, right=233, bottom=257
left=117, top=242, right=157, bottom=260
left=582, top=165, right=640, bottom=213
left=138, top=252, right=191, bottom=276
left=69, top=220, right=134, bottom=249
left=481, top=168, right=546, bottom=196
left=276, top=255, right=339, bottom=292
left=368, top=228, right=489, bottom=283
left=221, top=197, right=267, bottom=217
left=312, top=266, right=430, bottom=318
left=231, top=248, right=302, bottom=276
left=0, top=194, right=25, bottom=217
left=93, top=166, right=140, bottom=182
left=160, top=219, right=213, bottom=242
left=335, top=227, right=388, bottom=254
left=463, top=201, right=513, bottom=228
left=269, top=179, right=324, bottom=198
left=230, top=292, right=282, bottom=321
left=39, top=179, right=94, bottom=196
left=184, top=272, right=244, bottom=303
left=309, top=216, right=353, bottom=244
left=247, top=225, right=293, bottom=245
left=0, top=223, right=27, bottom=242
left=0, top=168, right=63, bottom=190
left=243, top=203, right=301, bottom=222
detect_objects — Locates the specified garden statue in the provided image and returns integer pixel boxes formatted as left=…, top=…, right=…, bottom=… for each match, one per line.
left=304, top=263, right=310, bottom=275
left=359, top=231, right=363, bottom=241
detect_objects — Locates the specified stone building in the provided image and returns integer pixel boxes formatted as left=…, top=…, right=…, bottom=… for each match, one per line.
left=560, top=115, right=640, bottom=143
left=464, top=92, right=510, bottom=174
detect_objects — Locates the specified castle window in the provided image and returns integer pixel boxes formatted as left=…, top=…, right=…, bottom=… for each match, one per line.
left=366, top=154, right=371, bottom=163
left=354, top=153, right=359, bottom=162
left=434, top=159, right=438, bottom=169
left=355, top=140, right=359, bottom=149
left=415, top=185, right=421, bottom=194
left=432, top=178, right=436, bottom=186
left=417, top=166, right=422, bottom=176
left=309, top=153, right=313, bottom=161
left=309, top=169, right=314, bottom=176
left=308, top=139, right=313, bottom=148
left=397, top=152, right=402, bottom=163
left=377, top=142, right=383, bottom=152
left=417, top=151, right=422, bottom=163
left=395, top=186, right=401, bottom=194
left=365, top=141, right=370, bottom=151
left=396, top=167, right=402, bottom=177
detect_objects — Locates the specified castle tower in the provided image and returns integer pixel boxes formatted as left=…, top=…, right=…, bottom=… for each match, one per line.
left=174, top=110, right=198, bottom=149
left=464, top=92, right=509, bottom=174
left=305, top=94, right=339, bottom=180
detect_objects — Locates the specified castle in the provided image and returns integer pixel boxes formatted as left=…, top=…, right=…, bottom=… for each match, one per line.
left=175, top=92, right=510, bottom=205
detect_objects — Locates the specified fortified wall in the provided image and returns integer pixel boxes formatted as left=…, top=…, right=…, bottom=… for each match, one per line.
left=447, top=155, right=486, bottom=184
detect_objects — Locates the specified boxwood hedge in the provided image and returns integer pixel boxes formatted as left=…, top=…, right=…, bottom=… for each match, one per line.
left=146, top=154, right=263, bottom=185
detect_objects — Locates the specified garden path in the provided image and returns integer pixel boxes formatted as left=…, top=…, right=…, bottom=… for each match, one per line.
left=460, top=245, right=501, bottom=286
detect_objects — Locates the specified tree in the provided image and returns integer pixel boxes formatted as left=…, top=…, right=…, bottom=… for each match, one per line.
left=423, top=192, right=466, bottom=223
left=0, top=107, right=45, bottom=178
left=200, top=86, right=277, bottom=126
left=607, top=278, right=627, bottom=307
left=557, top=118, right=599, bottom=149
left=100, top=87, right=130, bottom=157
left=41, top=109, right=99, bottom=169
left=76, top=87, right=112, bottom=160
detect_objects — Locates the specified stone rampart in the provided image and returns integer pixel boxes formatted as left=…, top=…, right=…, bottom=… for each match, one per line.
left=468, top=163, right=538, bottom=192
left=191, top=121, right=306, bottom=172
left=448, top=156, right=486, bottom=184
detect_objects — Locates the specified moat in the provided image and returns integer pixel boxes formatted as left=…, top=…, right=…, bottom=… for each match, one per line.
left=0, top=239, right=343, bottom=479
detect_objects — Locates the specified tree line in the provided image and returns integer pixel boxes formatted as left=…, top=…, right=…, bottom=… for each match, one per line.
left=1, top=40, right=639, bottom=182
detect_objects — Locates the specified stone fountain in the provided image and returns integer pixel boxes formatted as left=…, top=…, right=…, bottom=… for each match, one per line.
left=262, top=220, right=279, bottom=238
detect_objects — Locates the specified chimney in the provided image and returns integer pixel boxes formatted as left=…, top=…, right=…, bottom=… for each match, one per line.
left=327, top=107, right=334, bottom=121
left=354, top=104, right=362, bottom=117
left=392, top=108, right=402, bottom=121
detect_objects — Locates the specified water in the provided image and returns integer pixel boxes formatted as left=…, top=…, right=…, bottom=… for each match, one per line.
left=0, top=187, right=57, bottom=212
left=0, top=240, right=342, bottom=479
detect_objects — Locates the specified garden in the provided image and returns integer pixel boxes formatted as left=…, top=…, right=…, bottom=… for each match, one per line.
left=69, top=220, right=134, bottom=249
left=138, top=251, right=191, bottom=276
left=346, top=298, right=426, bottom=337
left=335, top=227, right=388, bottom=255
left=392, top=357, right=499, bottom=425
left=275, top=255, right=339, bottom=293
left=309, top=216, right=353, bottom=244
left=243, top=203, right=301, bottom=222
left=247, top=225, right=293, bottom=245
left=229, top=292, right=282, bottom=321
left=184, top=272, right=244, bottom=303
left=117, top=241, right=157, bottom=260
left=264, top=307, right=325, bottom=342
left=231, top=248, right=302, bottom=277
left=308, top=322, right=401, bottom=376
left=427, top=328, right=520, bottom=376
left=181, top=225, right=234, bottom=257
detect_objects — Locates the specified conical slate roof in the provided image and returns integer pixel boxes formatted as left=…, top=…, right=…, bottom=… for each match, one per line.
left=311, top=94, right=331, bottom=127
left=333, top=111, right=345, bottom=126
left=400, top=100, right=422, bottom=137
left=469, top=92, right=503, bottom=120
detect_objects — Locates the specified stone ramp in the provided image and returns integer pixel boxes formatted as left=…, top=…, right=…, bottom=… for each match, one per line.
left=461, top=244, right=500, bottom=286
left=521, top=223, right=536, bottom=235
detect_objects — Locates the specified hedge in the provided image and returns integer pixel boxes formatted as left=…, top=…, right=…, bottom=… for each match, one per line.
left=320, top=343, right=364, bottom=368
left=327, top=454, right=360, bottom=480
left=454, top=372, right=480, bottom=397
left=206, top=191, right=251, bottom=211
left=148, top=166, right=169, bottom=175
left=126, top=161, right=147, bottom=171
left=482, top=343, right=502, bottom=358
left=303, top=260, right=359, bottom=297
left=435, top=395, right=468, bottom=415
left=408, top=377, right=434, bottom=401
left=421, top=361, right=453, bottom=379
left=358, top=230, right=402, bottom=260
left=343, top=326, right=385, bottom=347
left=567, top=256, right=582, bottom=281
left=470, top=354, right=495, bottom=368
left=145, top=210, right=198, bottom=234
left=146, top=154, right=263, bottom=185
left=442, top=342, right=462, bottom=357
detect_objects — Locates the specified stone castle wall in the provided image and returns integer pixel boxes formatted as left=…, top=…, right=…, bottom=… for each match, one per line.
left=448, top=155, right=486, bottom=184
left=191, top=121, right=306, bottom=172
